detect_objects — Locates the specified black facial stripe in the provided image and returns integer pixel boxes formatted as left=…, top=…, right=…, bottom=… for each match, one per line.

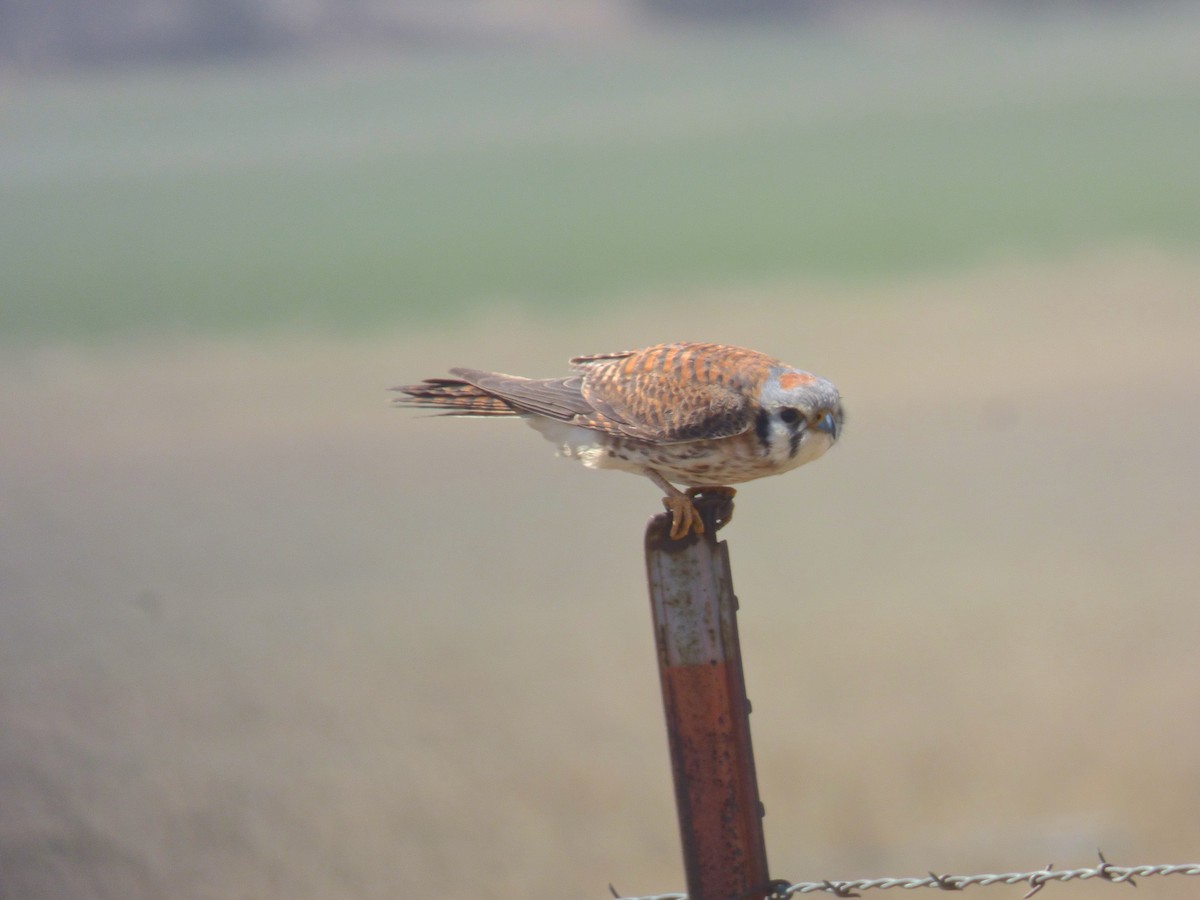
left=788, top=429, right=803, bottom=459
left=755, top=408, right=771, bottom=453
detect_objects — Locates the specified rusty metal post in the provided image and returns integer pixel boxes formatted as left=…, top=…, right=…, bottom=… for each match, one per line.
left=645, top=495, right=771, bottom=900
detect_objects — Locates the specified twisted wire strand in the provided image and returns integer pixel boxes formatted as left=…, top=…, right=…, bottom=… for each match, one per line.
left=610, top=857, right=1200, bottom=900
left=781, top=861, right=1200, bottom=896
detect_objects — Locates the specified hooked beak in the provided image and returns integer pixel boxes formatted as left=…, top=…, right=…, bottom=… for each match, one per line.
left=815, top=410, right=840, bottom=441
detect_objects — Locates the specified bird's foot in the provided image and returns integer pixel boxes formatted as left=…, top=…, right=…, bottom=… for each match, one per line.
left=659, top=486, right=737, bottom=540
left=662, top=493, right=704, bottom=541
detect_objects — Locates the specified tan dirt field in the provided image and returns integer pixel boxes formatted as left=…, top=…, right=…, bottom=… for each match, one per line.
left=2, top=249, right=1198, bottom=899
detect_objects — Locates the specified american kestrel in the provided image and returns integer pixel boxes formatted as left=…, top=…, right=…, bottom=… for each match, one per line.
left=393, top=342, right=843, bottom=539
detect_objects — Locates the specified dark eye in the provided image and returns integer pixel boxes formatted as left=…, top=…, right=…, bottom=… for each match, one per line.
left=778, top=407, right=802, bottom=426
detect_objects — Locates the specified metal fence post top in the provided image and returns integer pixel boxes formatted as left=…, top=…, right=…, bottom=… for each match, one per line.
left=644, top=493, right=734, bottom=555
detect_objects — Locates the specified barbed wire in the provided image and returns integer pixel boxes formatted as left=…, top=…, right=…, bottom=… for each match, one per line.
left=610, top=853, right=1200, bottom=900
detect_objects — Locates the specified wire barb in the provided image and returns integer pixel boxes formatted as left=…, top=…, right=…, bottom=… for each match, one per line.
left=1020, top=863, right=1053, bottom=899
left=1096, top=850, right=1137, bottom=888
left=927, top=871, right=963, bottom=891
left=820, top=880, right=861, bottom=898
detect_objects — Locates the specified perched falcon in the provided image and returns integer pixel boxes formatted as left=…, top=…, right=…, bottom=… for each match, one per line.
left=393, top=342, right=843, bottom=539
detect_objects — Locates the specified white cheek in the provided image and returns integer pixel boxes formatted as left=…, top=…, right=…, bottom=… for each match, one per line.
left=772, top=427, right=834, bottom=470
left=796, top=430, right=834, bottom=464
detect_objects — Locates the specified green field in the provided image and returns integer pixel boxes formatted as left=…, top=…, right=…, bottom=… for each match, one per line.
left=3, top=7, right=1199, bottom=342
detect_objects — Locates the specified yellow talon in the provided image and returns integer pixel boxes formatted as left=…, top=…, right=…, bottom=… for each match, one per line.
left=662, top=494, right=703, bottom=540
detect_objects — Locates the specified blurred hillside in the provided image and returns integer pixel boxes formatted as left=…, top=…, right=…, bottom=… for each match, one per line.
left=0, top=0, right=631, bottom=65
left=0, top=0, right=1185, bottom=67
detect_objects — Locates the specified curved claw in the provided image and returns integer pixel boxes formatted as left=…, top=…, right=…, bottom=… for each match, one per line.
left=662, top=494, right=703, bottom=540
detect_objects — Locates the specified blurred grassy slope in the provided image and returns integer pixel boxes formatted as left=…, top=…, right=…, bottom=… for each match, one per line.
left=2, top=7, right=1199, bottom=342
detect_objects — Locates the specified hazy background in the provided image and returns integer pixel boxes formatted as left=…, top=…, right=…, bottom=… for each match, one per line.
left=2, top=3, right=1199, bottom=899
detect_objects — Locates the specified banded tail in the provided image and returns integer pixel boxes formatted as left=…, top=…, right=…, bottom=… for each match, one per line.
left=391, top=377, right=518, bottom=416
left=394, top=366, right=593, bottom=421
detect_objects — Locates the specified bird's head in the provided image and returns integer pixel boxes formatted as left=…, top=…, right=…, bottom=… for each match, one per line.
left=755, top=368, right=844, bottom=468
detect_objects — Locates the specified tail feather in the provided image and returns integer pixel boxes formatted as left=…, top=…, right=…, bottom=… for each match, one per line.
left=391, top=378, right=518, bottom=416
